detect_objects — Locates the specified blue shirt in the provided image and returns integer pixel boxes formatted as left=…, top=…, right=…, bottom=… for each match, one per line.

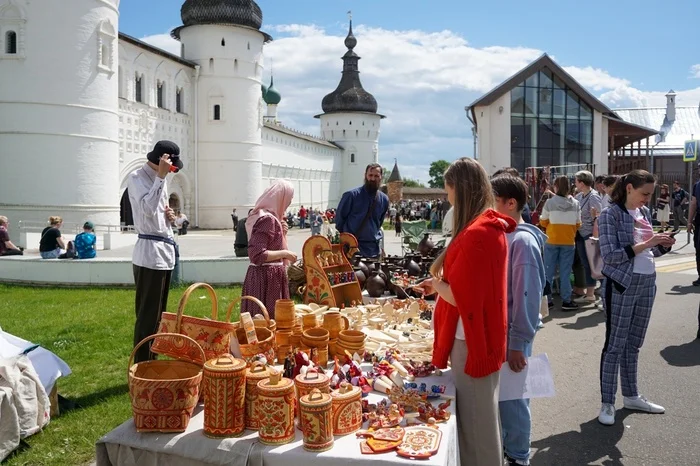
left=335, top=186, right=389, bottom=257
left=74, top=232, right=96, bottom=259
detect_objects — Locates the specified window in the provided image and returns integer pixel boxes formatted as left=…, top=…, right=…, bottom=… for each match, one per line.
left=176, top=88, right=183, bottom=113
left=221, top=38, right=225, bottom=46
left=5, top=31, right=16, bottom=54
left=350, top=153, right=355, bottom=163
left=213, top=104, right=221, bottom=120
left=209, top=58, right=214, bottom=72
left=135, top=74, right=143, bottom=103
left=157, top=81, right=165, bottom=109
left=509, top=66, right=593, bottom=172
left=97, top=20, right=116, bottom=73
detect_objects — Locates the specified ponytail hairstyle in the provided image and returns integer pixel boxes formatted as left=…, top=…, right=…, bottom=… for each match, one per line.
left=610, top=170, right=655, bottom=205
left=429, top=158, right=493, bottom=279
left=48, top=216, right=63, bottom=226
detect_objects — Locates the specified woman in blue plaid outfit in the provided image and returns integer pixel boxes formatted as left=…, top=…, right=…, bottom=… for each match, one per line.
left=597, top=170, right=675, bottom=426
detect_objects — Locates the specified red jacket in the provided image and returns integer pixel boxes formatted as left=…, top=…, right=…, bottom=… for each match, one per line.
left=431, top=209, right=515, bottom=378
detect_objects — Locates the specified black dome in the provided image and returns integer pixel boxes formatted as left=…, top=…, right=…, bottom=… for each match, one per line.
left=320, top=20, right=379, bottom=115
left=173, top=0, right=271, bottom=39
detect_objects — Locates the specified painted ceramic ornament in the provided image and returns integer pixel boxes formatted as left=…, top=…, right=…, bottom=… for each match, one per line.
left=417, top=399, right=451, bottom=423
left=396, top=426, right=443, bottom=459
left=368, top=437, right=403, bottom=453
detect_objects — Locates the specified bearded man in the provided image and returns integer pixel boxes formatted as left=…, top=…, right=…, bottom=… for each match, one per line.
left=334, top=163, right=389, bottom=258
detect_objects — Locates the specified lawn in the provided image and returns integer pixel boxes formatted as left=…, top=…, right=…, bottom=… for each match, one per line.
left=0, top=284, right=243, bottom=466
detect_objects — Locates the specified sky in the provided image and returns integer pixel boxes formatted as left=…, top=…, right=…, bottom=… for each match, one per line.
left=118, top=0, right=700, bottom=183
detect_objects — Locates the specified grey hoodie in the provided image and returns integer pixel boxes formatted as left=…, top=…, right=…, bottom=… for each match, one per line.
left=506, top=223, right=547, bottom=352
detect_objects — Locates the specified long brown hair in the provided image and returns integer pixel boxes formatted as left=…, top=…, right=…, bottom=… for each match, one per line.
left=610, top=169, right=655, bottom=204
left=430, top=158, right=494, bottom=279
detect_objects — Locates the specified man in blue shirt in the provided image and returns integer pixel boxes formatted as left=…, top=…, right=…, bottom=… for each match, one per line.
left=74, top=221, right=97, bottom=259
left=335, top=163, right=389, bottom=258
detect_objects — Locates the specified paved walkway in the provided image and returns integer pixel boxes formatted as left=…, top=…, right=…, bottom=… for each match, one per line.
left=20, top=227, right=443, bottom=260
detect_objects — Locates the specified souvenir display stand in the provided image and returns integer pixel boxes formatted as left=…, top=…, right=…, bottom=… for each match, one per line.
left=302, top=233, right=363, bottom=308
left=96, top=370, right=457, bottom=466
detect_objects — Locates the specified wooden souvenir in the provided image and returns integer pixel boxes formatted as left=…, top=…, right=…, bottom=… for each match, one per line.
left=244, top=362, right=271, bottom=431
left=128, top=334, right=204, bottom=433
left=294, top=369, right=330, bottom=424
left=367, top=438, right=403, bottom=453
left=356, top=426, right=405, bottom=442
left=396, top=426, right=443, bottom=459
left=330, top=381, right=363, bottom=435
left=299, top=389, right=334, bottom=452
left=302, top=234, right=362, bottom=307
left=257, top=371, right=296, bottom=445
left=203, top=355, right=247, bottom=438
left=360, top=441, right=375, bottom=455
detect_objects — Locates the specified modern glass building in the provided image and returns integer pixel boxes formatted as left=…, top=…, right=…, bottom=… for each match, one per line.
left=467, top=54, right=657, bottom=176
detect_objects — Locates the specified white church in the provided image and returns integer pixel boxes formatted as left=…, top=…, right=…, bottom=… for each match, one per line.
left=0, top=0, right=384, bottom=232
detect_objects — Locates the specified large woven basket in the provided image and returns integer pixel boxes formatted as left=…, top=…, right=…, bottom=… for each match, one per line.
left=152, top=283, right=237, bottom=365
left=129, top=333, right=205, bottom=433
left=227, top=297, right=276, bottom=365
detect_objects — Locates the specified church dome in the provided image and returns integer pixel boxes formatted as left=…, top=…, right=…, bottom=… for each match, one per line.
left=264, top=77, right=281, bottom=105
left=181, top=0, right=262, bottom=29
left=261, top=83, right=268, bottom=99
left=172, top=0, right=272, bottom=40
left=320, top=20, right=379, bottom=115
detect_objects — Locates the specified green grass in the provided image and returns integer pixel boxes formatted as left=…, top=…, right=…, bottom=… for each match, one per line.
left=0, top=284, right=242, bottom=466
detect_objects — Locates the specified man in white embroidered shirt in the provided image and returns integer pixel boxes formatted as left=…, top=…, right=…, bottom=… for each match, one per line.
left=128, top=140, right=183, bottom=363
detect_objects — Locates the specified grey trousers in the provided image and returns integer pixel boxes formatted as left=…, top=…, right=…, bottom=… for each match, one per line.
left=451, top=340, right=503, bottom=466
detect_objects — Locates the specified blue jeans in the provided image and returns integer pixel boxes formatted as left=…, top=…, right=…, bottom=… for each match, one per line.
left=575, top=234, right=597, bottom=287
left=500, top=342, right=533, bottom=464
left=544, top=244, right=575, bottom=302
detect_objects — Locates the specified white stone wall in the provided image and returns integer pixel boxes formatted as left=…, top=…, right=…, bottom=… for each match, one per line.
left=180, top=24, right=266, bottom=229
left=474, top=92, right=511, bottom=174
left=319, top=112, right=382, bottom=194
left=262, top=125, right=342, bottom=211
left=117, top=38, right=194, bottom=218
left=0, top=0, right=120, bottom=231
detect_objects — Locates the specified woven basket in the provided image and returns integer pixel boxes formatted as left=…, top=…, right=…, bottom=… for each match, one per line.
left=129, top=333, right=204, bottom=433
left=227, top=295, right=277, bottom=333
left=287, top=260, right=306, bottom=299
left=152, top=283, right=237, bottom=365
left=227, top=294, right=276, bottom=365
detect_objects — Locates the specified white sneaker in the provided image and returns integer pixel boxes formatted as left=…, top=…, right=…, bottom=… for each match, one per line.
left=574, top=295, right=599, bottom=305
left=623, top=395, right=665, bottom=414
left=598, top=403, right=615, bottom=425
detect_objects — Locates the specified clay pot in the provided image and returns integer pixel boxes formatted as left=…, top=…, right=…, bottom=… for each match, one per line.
left=417, top=233, right=435, bottom=256
left=403, top=256, right=422, bottom=277
left=354, top=256, right=370, bottom=278
left=354, top=268, right=366, bottom=289
left=366, top=270, right=386, bottom=298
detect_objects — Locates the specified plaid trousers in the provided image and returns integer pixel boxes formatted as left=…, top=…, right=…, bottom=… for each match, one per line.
left=600, top=273, right=656, bottom=404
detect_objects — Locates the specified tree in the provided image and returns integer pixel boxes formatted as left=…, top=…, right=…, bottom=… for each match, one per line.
left=428, top=160, right=450, bottom=188
left=403, top=178, right=425, bottom=188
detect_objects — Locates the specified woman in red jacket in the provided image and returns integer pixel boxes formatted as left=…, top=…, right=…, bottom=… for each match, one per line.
left=425, top=158, right=515, bottom=465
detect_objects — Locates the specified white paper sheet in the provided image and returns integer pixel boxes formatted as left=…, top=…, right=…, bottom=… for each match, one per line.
left=499, top=353, right=555, bottom=402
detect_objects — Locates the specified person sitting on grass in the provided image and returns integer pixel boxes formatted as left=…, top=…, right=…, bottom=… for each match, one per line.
left=74, top=221, right=97, bottom=259
left=0, top=215, right=23, bottom=256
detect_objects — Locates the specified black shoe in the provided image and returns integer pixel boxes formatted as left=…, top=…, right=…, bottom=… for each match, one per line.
left=561, top=301, right=579, bottom=311
left=693, top=279, right=700, bottom=286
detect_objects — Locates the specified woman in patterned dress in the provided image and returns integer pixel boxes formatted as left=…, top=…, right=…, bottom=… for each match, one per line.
left=242, top=180, right=297, bottom=319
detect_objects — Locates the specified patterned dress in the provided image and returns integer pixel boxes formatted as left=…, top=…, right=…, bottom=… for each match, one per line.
left=241, top=216, right=289, bottom=319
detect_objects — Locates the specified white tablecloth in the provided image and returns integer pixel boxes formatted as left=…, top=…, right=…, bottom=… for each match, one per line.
left=96, top=371, right=457, bottom=466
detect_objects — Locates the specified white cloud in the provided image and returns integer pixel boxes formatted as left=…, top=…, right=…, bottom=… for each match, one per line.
left=691, top=64, right=700, bottom=79
left=139, top=25, right=700, bottom=183
left=140, top=32, right=180, bottom=56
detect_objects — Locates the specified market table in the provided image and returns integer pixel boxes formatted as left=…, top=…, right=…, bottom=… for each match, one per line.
left=96, top=371, right=457, bottom=466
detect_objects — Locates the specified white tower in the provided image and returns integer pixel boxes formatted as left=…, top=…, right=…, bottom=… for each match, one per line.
left=316, top=19, right=384, bottom=194
left=0, top=0, right=120, bottom=233
left=172, top=0, right=271, bottom=228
